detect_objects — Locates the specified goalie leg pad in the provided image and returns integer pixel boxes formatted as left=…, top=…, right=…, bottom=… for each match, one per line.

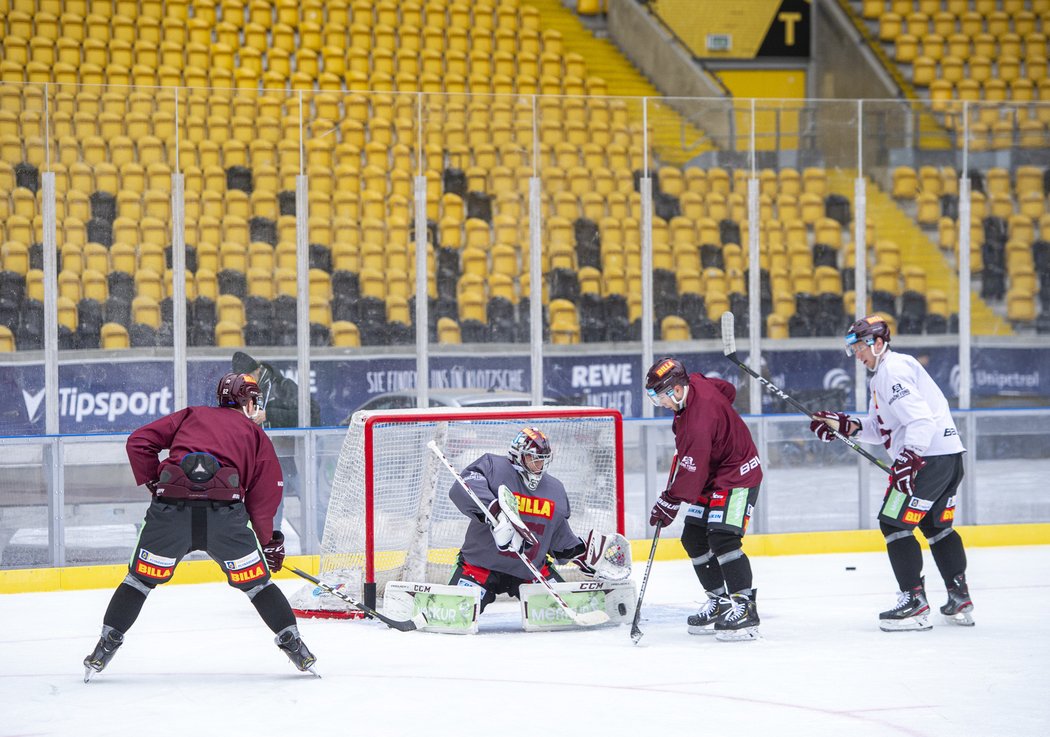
left=519, top=580, right=637, bottom=631
left=384, top=581, right=481, bottom=634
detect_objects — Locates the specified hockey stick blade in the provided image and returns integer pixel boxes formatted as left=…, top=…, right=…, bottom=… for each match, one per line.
left=426, top=441, right=610, bottom=627
left=288, top=567, right=428, bottom=632
left=630, top=453, right=678, bottom=644
left=720, top=310, right=738, bottom=357
left=629, top=525, right=660, bottom=644
left=718, top=311, right=892, bottom=474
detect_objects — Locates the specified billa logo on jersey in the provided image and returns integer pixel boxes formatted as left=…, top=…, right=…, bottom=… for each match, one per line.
left=515, top=493, right=554, bottom=519
left=134, top=560, right=174, bottom=579
left=903, top=509, right=925, bottom=524
left=940, top=508, right=955, bottom=523
left=230, top=563, right=266, bottom=583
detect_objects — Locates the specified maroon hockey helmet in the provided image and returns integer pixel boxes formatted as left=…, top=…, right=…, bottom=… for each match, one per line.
left=844, top=315, right=891, bottom=354
left=645, top=357, right=688, bottom=405
left=216, top=372, right=261, bottom=408
left=509, top=427, right=553, bottom=491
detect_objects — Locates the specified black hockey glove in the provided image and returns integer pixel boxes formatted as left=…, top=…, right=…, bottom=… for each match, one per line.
left=649, top=490, right=681, bottom=528
left=809, top=411, right=858, bottom=443
left=145, top=479, right=159, bottom=494
left=890, top=449, right=926, bottom=496
left=262, top=531, right=286, bottom=572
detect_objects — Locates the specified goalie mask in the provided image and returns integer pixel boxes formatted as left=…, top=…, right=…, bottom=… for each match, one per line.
left=508, top=427, right=553, bottom=491
left=216, top=372, right=260, bottom=413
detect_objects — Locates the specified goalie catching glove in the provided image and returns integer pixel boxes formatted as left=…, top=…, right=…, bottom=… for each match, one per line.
left=567, top=530, right=632, bottom=582
left=487, top=484, right=538, bottom=554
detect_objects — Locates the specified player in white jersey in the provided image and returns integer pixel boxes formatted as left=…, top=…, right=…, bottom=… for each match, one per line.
left=809, top=316, right=974, bottom=631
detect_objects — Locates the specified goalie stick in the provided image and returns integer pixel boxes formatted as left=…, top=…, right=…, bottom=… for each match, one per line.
left=426, top=440, right=610, bottom=627
left=630, top=453, right=678, bottom=645
left=288, top=567, right=429, bottom=632
left=719, top=311, right=892, bottom=474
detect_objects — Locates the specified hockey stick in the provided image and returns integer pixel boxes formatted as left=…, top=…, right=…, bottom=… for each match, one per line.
left=288, top=567, right=428, bottom=632
left=630, top=453, right=678, bottom=644
left=426, top=440, right=610, bottom=627
left=719, top=311, right=891, bottom=474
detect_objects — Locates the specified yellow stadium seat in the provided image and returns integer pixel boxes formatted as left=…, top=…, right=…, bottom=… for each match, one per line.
left=99, top=323, right=130, bottom=350
left=331, top=320, right=361, bottom=347
left=892, top=166, right=918, bottom=199
left=661, top=315, right=690, bottom=342
left=213, top=320, right=243, bottom=347
left=1006, top=287, right=1036, bottom=322
left=437, top=316, right=462, bottom=344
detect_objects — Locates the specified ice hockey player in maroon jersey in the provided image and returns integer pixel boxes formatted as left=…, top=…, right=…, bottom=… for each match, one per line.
left=82, top=373, right=317, bottom=680
left=645, top=357, right=763, bottom=640
left=447, top=428, right=598, bottom=613
left=809, top=316, right=973, bottom=631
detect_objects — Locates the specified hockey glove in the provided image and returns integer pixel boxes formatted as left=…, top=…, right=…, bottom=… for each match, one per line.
left=649, top=490, right=681, bottom=528
left=889, top=449, right=926, bottom=496
left=809, top=411, right=859, bottom=443
left=145, top=479, right=159, bottom=494
left=571, top=530, right=632, bottom=582
left=262, top=531, right=286, bottom=572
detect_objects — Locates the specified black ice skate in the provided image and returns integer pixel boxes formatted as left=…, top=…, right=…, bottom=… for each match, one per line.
left=940, top=573, right=974, bottom=626
left=879, top=581, right=932, bottom=632
left=687, top=592, right=731, bottom=635
left=714, top=593, right=760, bottom=641
left=83, top=627, right=124, bottom=682
left=276, top=628, right=319, bottom=676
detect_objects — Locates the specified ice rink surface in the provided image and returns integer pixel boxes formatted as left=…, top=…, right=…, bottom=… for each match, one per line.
left=2, top=545, right=1048, bottom=737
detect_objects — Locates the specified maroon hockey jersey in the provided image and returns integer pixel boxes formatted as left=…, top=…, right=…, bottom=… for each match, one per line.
left=126, top=406, right=284, bottom=545
left=665, top=373, right=762, bottom=503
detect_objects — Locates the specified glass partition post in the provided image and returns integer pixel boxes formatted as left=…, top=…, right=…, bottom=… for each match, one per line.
left=639, top=98, right=654, bottom=417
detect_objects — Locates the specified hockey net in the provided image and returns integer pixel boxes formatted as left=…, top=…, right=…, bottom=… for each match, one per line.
left=301, top=406, right=623, bottom=614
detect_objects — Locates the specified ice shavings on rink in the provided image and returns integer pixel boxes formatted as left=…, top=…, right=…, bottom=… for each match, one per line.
left=1, top=545, right=1048, bottom=737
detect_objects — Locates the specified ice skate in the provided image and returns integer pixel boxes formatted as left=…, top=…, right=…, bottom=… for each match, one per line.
left=714, top=593, right=760, bottom=641
left=276, top=628, right=319, bottom=676
left=940, top=573, right=974, bottom=626
left=687, top=592, right=731, bottom=635
left=879, top=582, right=931, bottom=631
left=83, top=627, right=124, bottom=682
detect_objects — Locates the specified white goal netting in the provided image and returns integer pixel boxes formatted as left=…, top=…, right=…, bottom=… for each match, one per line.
left=317, top=406, right=624, bottom=607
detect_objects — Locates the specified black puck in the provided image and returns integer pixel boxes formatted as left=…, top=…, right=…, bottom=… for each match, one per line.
left=845, top=566, right=856, bottom=571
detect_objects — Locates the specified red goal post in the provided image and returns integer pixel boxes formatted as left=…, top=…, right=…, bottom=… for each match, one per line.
left=317, top=406, right=625, bottom=610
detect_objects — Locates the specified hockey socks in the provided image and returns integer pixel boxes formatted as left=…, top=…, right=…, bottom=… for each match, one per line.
left=709, top=532, right=753, bottom=595
left=882, top=525, right=924, bottom=591
left=926, top=527, right=968, bottom=588
left=249, top=582, right=298, bottom=634
left=103, top=576, right=152, bottom=633
left=681, top=525, right=727, bottom=592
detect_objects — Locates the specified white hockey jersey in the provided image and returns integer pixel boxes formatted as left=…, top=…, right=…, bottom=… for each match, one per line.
left=855, top=350, right=966, bottom=459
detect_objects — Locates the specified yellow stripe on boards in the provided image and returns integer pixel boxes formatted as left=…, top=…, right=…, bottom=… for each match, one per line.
left=3, top=525, right=1048, bottom=594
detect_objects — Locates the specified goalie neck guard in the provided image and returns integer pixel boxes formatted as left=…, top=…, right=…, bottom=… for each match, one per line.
left=508, top=427, right=553, bottom=491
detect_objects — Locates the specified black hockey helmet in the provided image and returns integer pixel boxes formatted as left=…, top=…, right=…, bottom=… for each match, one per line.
left=844, top=315, right=891, bottom=355
left=216, top=372, right=261, bottom=408
left=645, top=357, right=688, bottom=405
left=509, top=427, right=553, bottom=491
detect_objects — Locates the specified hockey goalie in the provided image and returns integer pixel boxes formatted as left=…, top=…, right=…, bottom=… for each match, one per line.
left=384, top=428, right=635, bottom=633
